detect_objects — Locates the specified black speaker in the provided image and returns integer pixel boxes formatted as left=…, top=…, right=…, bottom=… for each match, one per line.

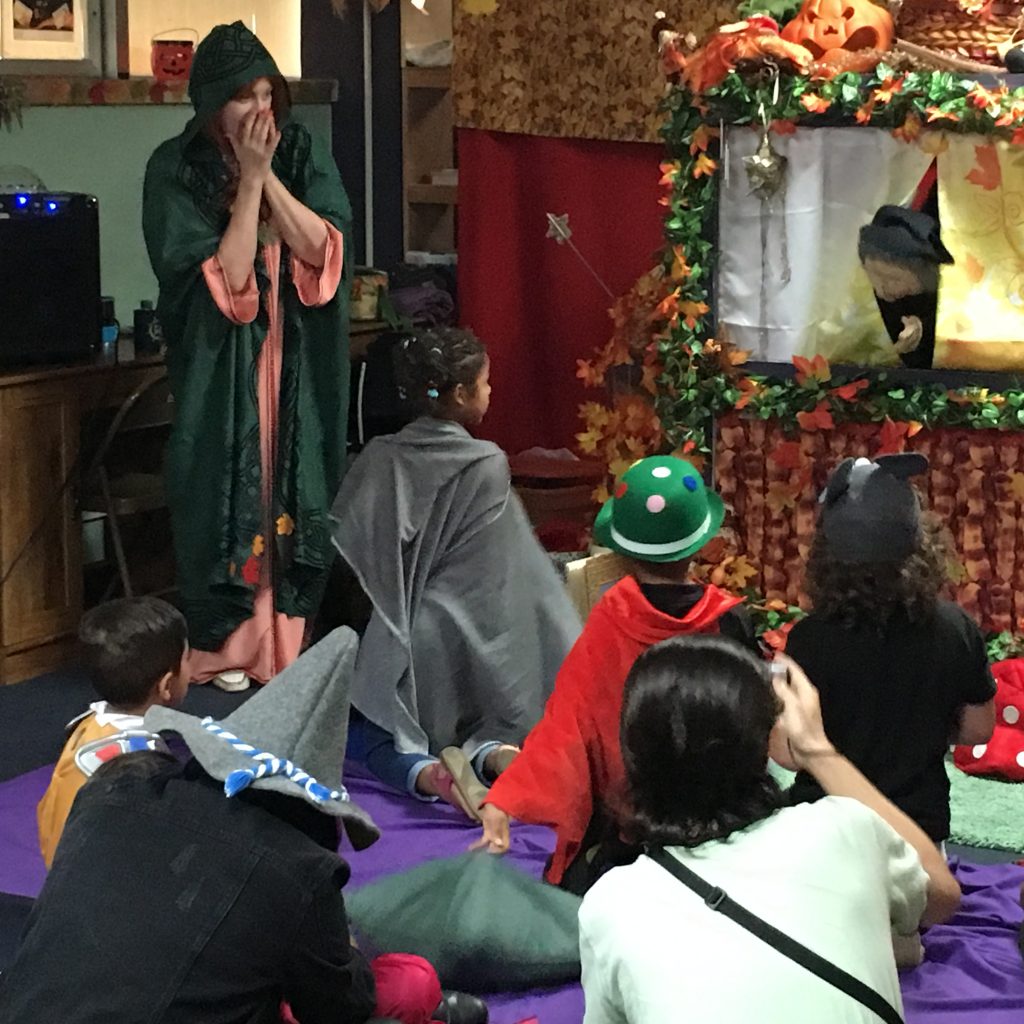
left=0, top=192, right=101, bottom=367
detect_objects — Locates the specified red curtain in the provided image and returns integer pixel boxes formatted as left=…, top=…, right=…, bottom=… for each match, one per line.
left=458, top=128, right=664, bottom=454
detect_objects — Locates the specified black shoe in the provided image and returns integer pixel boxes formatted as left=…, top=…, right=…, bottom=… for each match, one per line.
left=432, top=990, right=489, bottom=1024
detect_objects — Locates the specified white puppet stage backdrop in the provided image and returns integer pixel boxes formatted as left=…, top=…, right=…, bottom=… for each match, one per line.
left=716, top=127, right=1024, bottom=370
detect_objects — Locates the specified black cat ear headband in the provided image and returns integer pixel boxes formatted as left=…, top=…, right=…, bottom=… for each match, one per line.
left=821, top=453, right=928, bottom=506
left=820, top=453, right=929, bottom=564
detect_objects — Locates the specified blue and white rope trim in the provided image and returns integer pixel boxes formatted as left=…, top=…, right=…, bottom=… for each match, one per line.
left=200, top=717, right=349, bottom=805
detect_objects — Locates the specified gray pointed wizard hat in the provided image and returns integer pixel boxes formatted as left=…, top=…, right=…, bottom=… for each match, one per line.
left=146, top=627, right=379, bottom=851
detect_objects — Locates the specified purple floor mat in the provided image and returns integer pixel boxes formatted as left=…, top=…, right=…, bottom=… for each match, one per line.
left=1, top=763, right=1021, bottom=1023
left=0, top=765, right=49, bottom=899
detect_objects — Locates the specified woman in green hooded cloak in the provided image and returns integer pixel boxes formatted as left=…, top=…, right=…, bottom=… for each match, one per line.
left=143, top=22, right=352, bottom=690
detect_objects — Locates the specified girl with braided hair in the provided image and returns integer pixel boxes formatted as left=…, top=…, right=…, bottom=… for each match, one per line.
left=331, top=327, right=581, bottom=815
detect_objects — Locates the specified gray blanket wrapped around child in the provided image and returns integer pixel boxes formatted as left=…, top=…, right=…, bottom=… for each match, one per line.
left=330, top=417, right=581, bottom=757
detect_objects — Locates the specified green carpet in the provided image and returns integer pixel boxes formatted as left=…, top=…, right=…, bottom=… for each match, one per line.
left=947, top=760, right=1024, bottom=854
left=770, top=760, right=1024, bottom=853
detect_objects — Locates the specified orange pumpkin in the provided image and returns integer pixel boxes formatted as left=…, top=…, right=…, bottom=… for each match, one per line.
left=780, top=0, right=894, bottom=59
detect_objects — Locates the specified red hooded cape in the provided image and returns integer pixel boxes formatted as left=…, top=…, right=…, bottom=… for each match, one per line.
left=486, top=575, right=742, bottom=884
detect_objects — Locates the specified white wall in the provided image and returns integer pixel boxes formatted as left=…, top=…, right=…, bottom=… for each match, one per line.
left=127, top=0, right=301, bottom=77
left=1, top=102, right=331, bottom=320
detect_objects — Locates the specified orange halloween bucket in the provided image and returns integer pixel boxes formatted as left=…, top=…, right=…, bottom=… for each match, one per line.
left=151, top=28, right=199, bottom=83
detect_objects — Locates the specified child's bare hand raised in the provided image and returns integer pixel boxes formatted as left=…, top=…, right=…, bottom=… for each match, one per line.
left=470, top=803, right=510, bottom=855
left=771, top=655, right=837, bottom=771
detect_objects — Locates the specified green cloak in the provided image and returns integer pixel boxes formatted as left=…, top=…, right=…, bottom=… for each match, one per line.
left=142, top=22, right=351, bottom=650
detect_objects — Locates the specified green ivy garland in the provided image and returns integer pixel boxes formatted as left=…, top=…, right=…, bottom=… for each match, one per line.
left=655, top=67, right=1024, bottom=658
left=656, top=67, right=1024, bottom=456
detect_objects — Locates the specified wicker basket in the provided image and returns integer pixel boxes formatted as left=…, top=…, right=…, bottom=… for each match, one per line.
left=899, top=0, right=1024, bottom=64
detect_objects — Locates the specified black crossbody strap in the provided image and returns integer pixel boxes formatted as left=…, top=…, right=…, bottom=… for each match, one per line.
left=647, top=847, right=904, bottom=1024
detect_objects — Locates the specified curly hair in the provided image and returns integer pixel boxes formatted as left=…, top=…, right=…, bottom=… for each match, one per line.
left=393, top=327, right=487, bottom=415
left=805, top=510, right=950, bottom=631
left=621, top=636, right=785, bottom=849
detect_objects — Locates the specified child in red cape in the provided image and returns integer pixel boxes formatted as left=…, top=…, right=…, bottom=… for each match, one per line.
left=473, top=456, right=757, bottom=894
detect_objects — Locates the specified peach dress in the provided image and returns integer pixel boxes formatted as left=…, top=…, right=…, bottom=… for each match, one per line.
left=189, top=223, right=344, bottom=684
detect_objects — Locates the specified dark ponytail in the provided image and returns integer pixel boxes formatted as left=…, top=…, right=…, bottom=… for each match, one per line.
left=621, top=635, right=784, bottom=848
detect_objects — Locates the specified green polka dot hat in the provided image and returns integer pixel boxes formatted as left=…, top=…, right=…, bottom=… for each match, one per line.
left=593, top=456, right=724, bottom=563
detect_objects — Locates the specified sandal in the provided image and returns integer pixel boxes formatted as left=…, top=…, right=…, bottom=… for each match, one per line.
left=212, top=670, right=250, bottom=692
left=439, top=747, right=490, bottom=820
left=420, top=761, right=479, bottom=821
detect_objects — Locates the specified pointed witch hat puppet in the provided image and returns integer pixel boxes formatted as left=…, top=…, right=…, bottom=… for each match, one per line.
left=858, top=205, right=953, bottom=370
left=146, top=627, right=379, bottom=850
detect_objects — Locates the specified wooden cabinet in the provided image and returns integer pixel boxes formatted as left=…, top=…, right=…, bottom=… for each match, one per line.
left=0, top=381, right=82, bottom=657
left=0, top=359, right=165, bottom=685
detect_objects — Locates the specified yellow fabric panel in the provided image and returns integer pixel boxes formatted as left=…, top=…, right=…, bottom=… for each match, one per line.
left=935, top=136, right=1024, bottom=369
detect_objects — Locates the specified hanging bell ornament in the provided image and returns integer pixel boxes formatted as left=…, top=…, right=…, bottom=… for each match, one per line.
left=743, top=128, right=787, bottom=201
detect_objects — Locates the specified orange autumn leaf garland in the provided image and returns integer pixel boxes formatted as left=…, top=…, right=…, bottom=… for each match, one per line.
left=580, top=53, right=1024, bottom=543
left=575, top=267, right=671, bottom=500
left=877, top=417, right=923, bottom=454
left=800, top=93, right=831, bottom=114
left=770, top=440, right=805, bottom=470
left=831, top=378, right=870, bottom=401
left=793, top=353, right=831, bottom=385
left=692, top=153, right=718, bottom=178
left=644, top=50, right=1024, bottom=641
left=796, top=401, right=835, bottom=431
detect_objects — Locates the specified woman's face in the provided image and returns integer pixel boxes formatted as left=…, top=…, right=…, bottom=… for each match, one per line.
left=219, top=77, right=274, bottom=141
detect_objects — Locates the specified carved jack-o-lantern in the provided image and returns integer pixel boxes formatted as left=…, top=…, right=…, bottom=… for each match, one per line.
left=780, top=0, right=894, bottom=58
left=151, top=39, right=196, bottom=83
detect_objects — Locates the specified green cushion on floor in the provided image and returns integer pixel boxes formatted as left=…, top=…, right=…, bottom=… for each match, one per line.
left=347, top=852, right=583, bottom=993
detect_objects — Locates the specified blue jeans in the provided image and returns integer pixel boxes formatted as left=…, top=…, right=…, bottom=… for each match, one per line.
left=347, top=713, right=502, bottom=799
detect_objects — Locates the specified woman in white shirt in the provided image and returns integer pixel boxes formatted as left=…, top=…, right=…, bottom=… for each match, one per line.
left=579, top=636, right=961, bottom=1024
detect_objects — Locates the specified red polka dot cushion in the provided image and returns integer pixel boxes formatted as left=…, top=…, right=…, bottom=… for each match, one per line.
left=954, top=659, right=1024, bottom=782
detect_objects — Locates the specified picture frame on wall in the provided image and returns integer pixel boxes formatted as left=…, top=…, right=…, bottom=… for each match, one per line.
left=0, top=0, right=104, bottom=75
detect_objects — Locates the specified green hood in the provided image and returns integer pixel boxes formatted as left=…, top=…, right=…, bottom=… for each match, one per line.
left=184, top=20, right=285, bottom=144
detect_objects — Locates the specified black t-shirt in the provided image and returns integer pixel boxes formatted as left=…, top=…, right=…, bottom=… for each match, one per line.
left=787, top=600, right=996, bottom=841
left=638, top=582, right=760, bottom=654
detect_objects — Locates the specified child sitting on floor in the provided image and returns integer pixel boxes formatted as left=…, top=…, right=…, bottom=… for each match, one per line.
left=786, top=454, right=996, bottom=846
left=36, top=596, right=189, bottom=868
left=578, top=637, right=960, bottom=1024
left=4, top=627, right=488, bottom=1024
left=331, top=327, right=581, bottom=816
left=474, top=455, right=757, bottom=893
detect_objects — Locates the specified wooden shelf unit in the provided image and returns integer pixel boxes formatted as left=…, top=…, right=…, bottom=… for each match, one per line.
left=406, top=183, right=458, bottom=206
left=401, top=1, right=456, bottom=257
left=403, top=66, right=452, bottom=90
